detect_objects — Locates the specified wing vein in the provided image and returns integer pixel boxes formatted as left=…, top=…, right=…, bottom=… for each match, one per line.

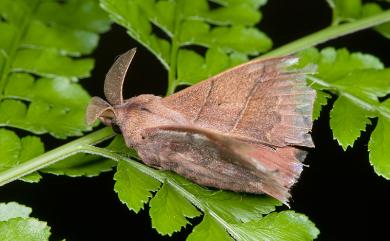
left=194, top=79, right=214, bottom=123
left=230, top=67, right=266, bottom=132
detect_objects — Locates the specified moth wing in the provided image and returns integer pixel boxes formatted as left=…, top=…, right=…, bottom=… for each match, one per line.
left=138, top=125, right=306, bottom=204
left=162, top=56, right=315, bottom=148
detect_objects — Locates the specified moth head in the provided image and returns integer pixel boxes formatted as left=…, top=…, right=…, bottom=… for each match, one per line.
left=86, top=48, right=137, bottom=133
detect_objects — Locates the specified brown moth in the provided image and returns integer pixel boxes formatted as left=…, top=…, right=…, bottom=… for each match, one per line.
left=86, top=48, right=315, bottom=204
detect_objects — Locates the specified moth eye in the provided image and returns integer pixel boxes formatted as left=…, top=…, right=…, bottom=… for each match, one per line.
left=112, top=123, right=122, bottom=134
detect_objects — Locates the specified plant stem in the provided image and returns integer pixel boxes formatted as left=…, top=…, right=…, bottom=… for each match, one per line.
left=166, top=6, right=182, bottom=96
left=166, top=39, right=179, bottom=96
left=262, top=9, right=390, bottom=58
left=0, top=127, right=115, bottom=186
left=1, top=10, right=390, bottom=186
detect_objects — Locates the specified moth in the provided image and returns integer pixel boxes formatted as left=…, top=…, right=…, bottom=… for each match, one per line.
left=86, top=48, right=315, bottom=204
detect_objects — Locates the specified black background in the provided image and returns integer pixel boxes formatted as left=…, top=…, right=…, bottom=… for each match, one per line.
left=1, top=0, right=390, bottom=240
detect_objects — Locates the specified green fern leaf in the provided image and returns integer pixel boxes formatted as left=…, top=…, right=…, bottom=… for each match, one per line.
left=230, top=211, right=320, bottom=241
left=149, top=180, right=201, bottom=235
left=114, top=160, right=161, bottom=213
left=187, top=212, right=234, bottom=241
left=0, top=0, right=112, bottom=181
left=0, top=202, right=52, bottom=241
left=0, top=73, right=91, bottom=137
left=298, top=47, right=390, bottom=177
left=42, top=153, right=116, bottom=177
left=114, top=155, right=318, bottom=240
left=369, top=99, right=390, bottom=178
left=0, top=0, right=110, bottom=138
left=330, top=96, right=372, bottom=150
left=327, top=0, right=390, bottom=38
left=0, top=202, right=31, bottom=221
left=362, top=3, right=390, bottom=39
left=0, top=129, right=44, bottom=183
left=100, top=0, right=272, bottom=90
left=177, top=48, right=248, bottom=85
left=312, top=90, right=331, bottom=121
left=327, top=0, right=362, bottom=23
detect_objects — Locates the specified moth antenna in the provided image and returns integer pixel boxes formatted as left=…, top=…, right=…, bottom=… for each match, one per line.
left=104, top=48, right=137, bottom=106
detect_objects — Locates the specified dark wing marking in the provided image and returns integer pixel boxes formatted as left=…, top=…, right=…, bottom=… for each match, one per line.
left=162, top=56, right=315, bottom=148
left=137, top=125, right=306, bottom=204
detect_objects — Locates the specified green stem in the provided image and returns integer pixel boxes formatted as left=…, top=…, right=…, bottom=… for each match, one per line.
left=262, top=9, right=390, bottom=58
left=166, top=7, right=182, bottom=96
left=0, top=127, right=114, bottom=186
left=166, top=40, right=179, bottom=96
left=1, top=9, right=390, bottom=186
